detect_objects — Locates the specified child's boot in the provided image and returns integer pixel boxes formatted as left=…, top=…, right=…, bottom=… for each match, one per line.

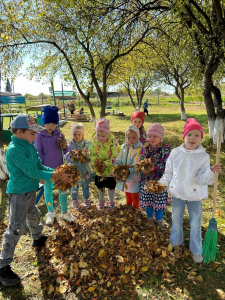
left=98, top=201, right=105, bottom=210
left=108, top=201, right=115, bottom=210
left=32, top=235, right=48, bottom=247
left=61, top=212, right=75, bottom=222
left=0, top=265, right=20, bottom=287
left=73, top=200, right=80, bottom=209
left=45, top=211, right=55, bottom=225
left=83, top=199, right=90, bottom=208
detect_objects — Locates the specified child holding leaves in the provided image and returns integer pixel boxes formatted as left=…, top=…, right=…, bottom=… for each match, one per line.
left=131, top=111, right=146, bottom=144
left=159, top=118, right=221, bottom=263
left=139, top=123, right=171, bottom=227
left=90, top=119, right=119, bottom=209
left=34, top=106, right=74, bottom=224
left=115, top=125, right=143, bottom=209
left=64, top=123, right=92, bottom=209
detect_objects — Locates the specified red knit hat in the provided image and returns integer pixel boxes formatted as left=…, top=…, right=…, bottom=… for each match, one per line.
left=182, top=118, right=203, bottom=139
left=131, top=111, right=145, bottom=124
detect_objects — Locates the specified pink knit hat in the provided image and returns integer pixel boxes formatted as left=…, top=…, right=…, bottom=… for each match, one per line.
left=147, top=123, right=164, bottom=139
left=71, top=123, right=84, bottom=135
left=96, top=118, right=110, bottom=134
left=125, top=124, right=140, bottom=140
left=182, top=118, right=203, bottom=139
left=131, top=111, right=145, bottom=124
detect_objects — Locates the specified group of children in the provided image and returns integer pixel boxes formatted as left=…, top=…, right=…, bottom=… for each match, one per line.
left=0, top=106, right=222, bottom=287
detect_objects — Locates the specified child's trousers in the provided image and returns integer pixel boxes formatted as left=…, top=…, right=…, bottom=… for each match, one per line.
left=169, top=197, right=202, bottom=255
left=145, top=207, right=164, bottom=220
left=71, top=184, right=89, bottom=200
left=44, top=179, right=67, bottom=213
left=0, top=191, right=43, bottom=268
left=125, top=192, right=140, bottom=210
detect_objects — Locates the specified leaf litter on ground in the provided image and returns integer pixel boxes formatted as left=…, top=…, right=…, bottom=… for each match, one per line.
left=38, top=205, right=184, bottom=299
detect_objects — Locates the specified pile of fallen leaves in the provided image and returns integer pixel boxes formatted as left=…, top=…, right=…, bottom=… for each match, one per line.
left=52, top=164, right=81, bottom=191
left=135, top=158, right=154, bottom=175
left=38, top=206, right=183, bottom=299
left=93, top=158, right=106, bottom=176
left=144, top=180, right=167, bottom=193
left=68, top=149, right=88, bottom=164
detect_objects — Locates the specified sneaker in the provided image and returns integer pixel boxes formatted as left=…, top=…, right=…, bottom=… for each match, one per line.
left=108, top=201, right=115, bottom=210
left=156, top=220, right=165, bottom=228
left=45, top=211, right=55, bottom=225
left=32, top=235, right=48, bottom=247
left=0, top=265, right=21, bottom=287
left=97, top=201, right=105, bottom=210
left=83, top=199, right=90, bottom=208
left=61, top=212, right=75, bottom=222
left=146, top=217, right=154, bottom=225
left=192, top=254, right=203, bottom=263
left=73, top=200, right=80, bottom=209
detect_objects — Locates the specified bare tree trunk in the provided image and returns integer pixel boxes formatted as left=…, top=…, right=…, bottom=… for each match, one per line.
left=180, top=88, right=187, bottom=121
left=0, top=147, right=9, bottom=181
left=211, top=83, right=224, bottom=143
left=175, top=87, right=187, bottom=121
left=203, top=72, right=216, bottom=138
left=124, top=82, right=136, bottom=110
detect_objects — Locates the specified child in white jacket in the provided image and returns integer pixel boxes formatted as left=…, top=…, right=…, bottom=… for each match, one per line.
left=115, top=125, right=143, bottom=209
left=159, top=118, right=221, bottom=263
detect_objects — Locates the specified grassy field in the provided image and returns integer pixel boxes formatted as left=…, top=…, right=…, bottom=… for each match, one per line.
left=0, top=102, right=225, bottom=300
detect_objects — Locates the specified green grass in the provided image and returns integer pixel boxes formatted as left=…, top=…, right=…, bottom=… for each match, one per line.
left=0, top=102, right=225, bottom=300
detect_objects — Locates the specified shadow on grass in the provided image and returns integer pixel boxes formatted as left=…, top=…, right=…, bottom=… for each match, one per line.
left=0, top=181, right=8, bottom=223
left=113, top=111, right=208, bottom=125
left=0, top=283, right=26, bottom=299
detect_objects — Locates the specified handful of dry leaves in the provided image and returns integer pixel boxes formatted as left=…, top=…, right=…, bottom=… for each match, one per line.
left=144, top=180, right=167, bottom=193
left=68, top=149, right=88, bottom=164
left=93, top=158, right=106, bottom=176
left=114, top=164, right=132, bottom=182
left=52, top=164, right=81, bottom=191
left=58, top=137, right=66, bottom=149
left=135, top=158, right=154, bottom=175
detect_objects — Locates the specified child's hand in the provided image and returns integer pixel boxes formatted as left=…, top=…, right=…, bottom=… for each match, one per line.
left=143, top=165, right=154, bottom=175
left=52, top=172, right=72, bottom=183
left=40, top=180, right=45, bottom=184
left=211, top=163, right=222, bottom=173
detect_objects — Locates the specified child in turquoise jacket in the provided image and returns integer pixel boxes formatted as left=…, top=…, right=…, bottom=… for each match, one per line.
left=90, top=118, right=119, bottom=209
left=0, top=114, right=71, bottom=287
left=64, top=123, right=92, bottom=208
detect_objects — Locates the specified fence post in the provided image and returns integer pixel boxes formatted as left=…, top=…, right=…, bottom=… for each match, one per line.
left=157, top=91, right=160, bottom=106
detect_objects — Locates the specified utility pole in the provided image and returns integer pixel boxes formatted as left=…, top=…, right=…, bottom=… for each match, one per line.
left=50, top=80, right=56, bottom=106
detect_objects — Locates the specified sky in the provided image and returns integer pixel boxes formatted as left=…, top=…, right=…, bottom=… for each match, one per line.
left=1, top=58, right=174, bottom=96
left=2, top=76, right=74, bottom=96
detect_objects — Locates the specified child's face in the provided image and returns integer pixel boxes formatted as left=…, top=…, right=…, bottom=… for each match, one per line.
left=126, top=130, right=138, bottom=146
left=73, top=131, right=83, bottom=142
left=44, top=123, right=57, bottom=135
left=184, top=129, right=202, bottom=150
left=132, top=118, right=142, bottom=129
left=17, top=129, right=37, bottom=144
left=97, top=130, right=109, bottom=143
left=147, top=134, right=161, bottom=147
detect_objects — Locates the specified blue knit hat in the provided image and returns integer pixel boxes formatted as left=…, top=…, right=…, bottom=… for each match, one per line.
left=42, top=106, right=59, bottom=125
